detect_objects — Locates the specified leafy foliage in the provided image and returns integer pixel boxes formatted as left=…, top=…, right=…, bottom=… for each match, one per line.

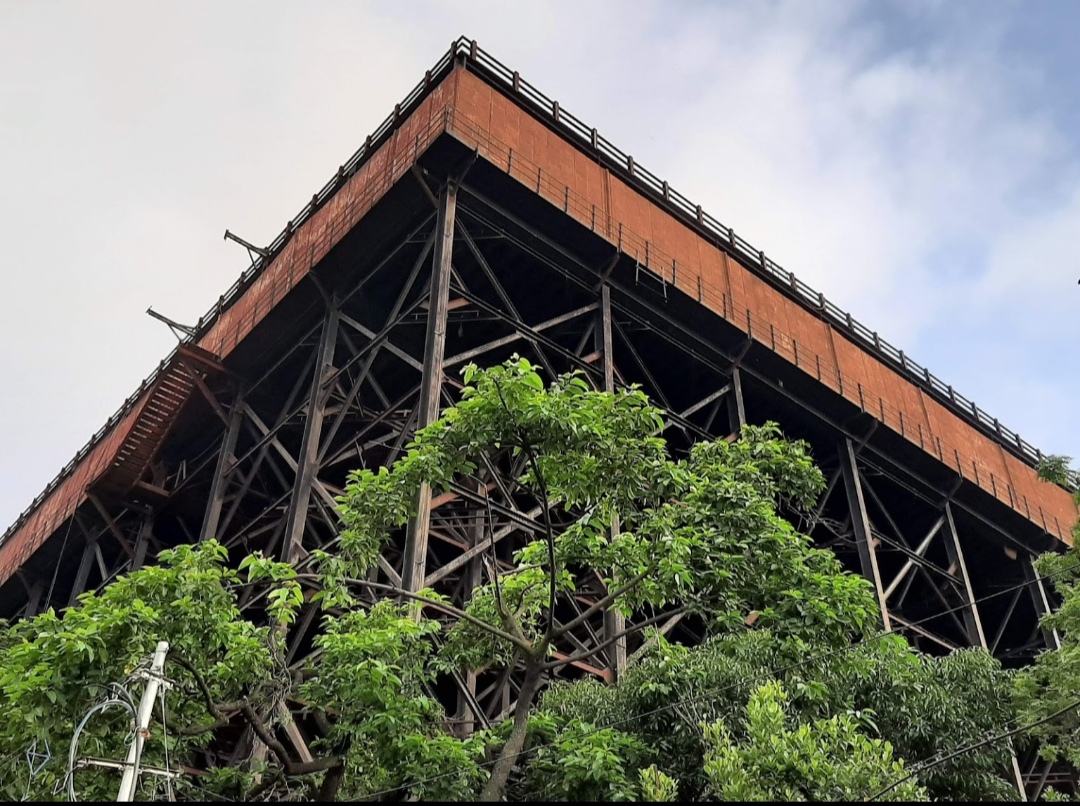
left=1015, top=460, right=1080, bottom=780
left=521, top=719, right=648, bottom=802
left=0, top=359, right=1041, bottom=801
left=701, top=680, right=925, bottom=801
left=0, top=543, right=482, bottom=802
left=1015, top=547, right=1080, bottom=768
left=334, top=358, right=885, bottom=799
left=338, top=358, right=878, bottom=663
left=0, top=542, right=273, bottom=801
left=1038, top=455, right=1076, bottom=490
left=537, top=629, right=1016, bottom=802
left=299, top=602, right=485, bottom=801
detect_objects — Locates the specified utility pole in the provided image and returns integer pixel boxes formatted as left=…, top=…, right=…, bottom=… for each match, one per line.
left=116, top=641, right=169, bottom=802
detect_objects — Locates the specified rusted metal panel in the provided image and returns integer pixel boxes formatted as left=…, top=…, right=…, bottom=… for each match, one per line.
left=196, top=88, right=453, bottom=362
left=88, top=358, right=198, bottom=500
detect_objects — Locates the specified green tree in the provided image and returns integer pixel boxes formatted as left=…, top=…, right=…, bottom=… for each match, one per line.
left=0, top=541, right=274, bottom=801
left=1013, top=458, right=1080, bottom=777
left=0, top=543, right=483, bottom=801
left=700, top=680, right=925, bottom=801
left=1013, top=547, right=1080, bottom=773
left=0, top=358, right=1027, bottom=801
left=536, top=629, right=1017, bottom=801
left=330, top=357, right=879, bottom=800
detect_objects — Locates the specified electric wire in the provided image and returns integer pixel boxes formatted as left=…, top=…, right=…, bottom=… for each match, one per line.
left=64, top=693, right=137, bottom=802
left=60, top=659, right=157, bottom=801
left=357, top=548, right=1080, bottom=800
left=867, top=695, right=1080, bottom=800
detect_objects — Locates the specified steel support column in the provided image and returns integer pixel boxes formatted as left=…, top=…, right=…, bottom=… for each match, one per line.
left=1025, top=558, right=1062, bottom=651
left=283, top=307, right=340, bottom=564
left=456, top=478, right=487, bottom=734
left=597, top=283, right=627, bottom=678
left=402, top=182, right=457, bottom=592
left=881, top=517, right=942, bottom=602
left=19, top=578, right=42, bottom=618
left=839, top=439, right=891, bottom=631
left=943, top=503, right=987, bottom=647
left=944, top=504, right=1027, bottom=799
left=132, top=516, right=153, bottom=572
left=200, top=396, right=244, bottom=543
left=727, top=366, right=746, bottom=436
left=68, top=538, right=97, bottom=606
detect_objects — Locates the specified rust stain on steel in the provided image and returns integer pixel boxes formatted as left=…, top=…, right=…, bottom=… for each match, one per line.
left=195, top=80, right=457, bottom=362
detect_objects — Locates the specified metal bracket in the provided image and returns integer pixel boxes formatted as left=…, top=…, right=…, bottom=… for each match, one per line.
left=146, top=308, right=196, bottom=340
left=223, top=229, right=269, bottom=263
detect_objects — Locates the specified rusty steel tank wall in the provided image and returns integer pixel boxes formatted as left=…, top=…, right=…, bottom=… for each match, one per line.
left=441, top=65, right=1076, bottom=544
left=2, top=42, right=1073, bottom=592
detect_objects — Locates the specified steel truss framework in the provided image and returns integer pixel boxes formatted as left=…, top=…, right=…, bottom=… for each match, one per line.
left=2, top=163, right=1067, bottom=798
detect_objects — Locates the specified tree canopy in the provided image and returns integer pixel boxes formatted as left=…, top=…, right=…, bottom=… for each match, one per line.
left=0, top=359, right=1067, bottom=801
left=1010, top=457, right=1080, bottom=796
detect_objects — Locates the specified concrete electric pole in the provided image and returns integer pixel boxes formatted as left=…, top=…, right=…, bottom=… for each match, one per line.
left=116, top=641, right=170, bottom=802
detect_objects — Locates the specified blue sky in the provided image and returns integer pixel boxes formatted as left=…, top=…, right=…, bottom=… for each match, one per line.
left=0, top=0, right=1078, bottom=529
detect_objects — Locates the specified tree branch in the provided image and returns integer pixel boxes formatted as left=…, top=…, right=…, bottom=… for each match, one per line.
left=312, top=710, right=333, bottom=737
left=240, top=703, right=292, bottom=772
left=295, top=574, right=532, bottom=653
left=550, top=566, right=653, bottom=639
left=512, top=577, right=548, bottom=622
left=243, top=771, right=283, bottom=802
left=162, top=706, right=236, bottom=737
left=501, top=604, right=533, bottom=649
left=166, top=653, right=251, bottom=724
left=316, top=759, right=347, bottom=802
left=483, top=483, right=508, bottom=621
left=523, top=449, right=557, bottom=643
left=240, top=703, right=342, bottom=777
left=543, top=607, right=686, bottom=670
left=491, top=377, right=559, bottom=644
left=167, top=651, right=347, bottom=781
left=480, top=659, right=545, bottom=801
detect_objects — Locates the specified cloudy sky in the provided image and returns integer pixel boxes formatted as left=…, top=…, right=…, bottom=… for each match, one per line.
left=1, top=0, right=1078, bottom=530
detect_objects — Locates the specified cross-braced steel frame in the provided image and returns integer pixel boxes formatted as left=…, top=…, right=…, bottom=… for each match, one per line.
left=2, top=158, right=1066, bottom=797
